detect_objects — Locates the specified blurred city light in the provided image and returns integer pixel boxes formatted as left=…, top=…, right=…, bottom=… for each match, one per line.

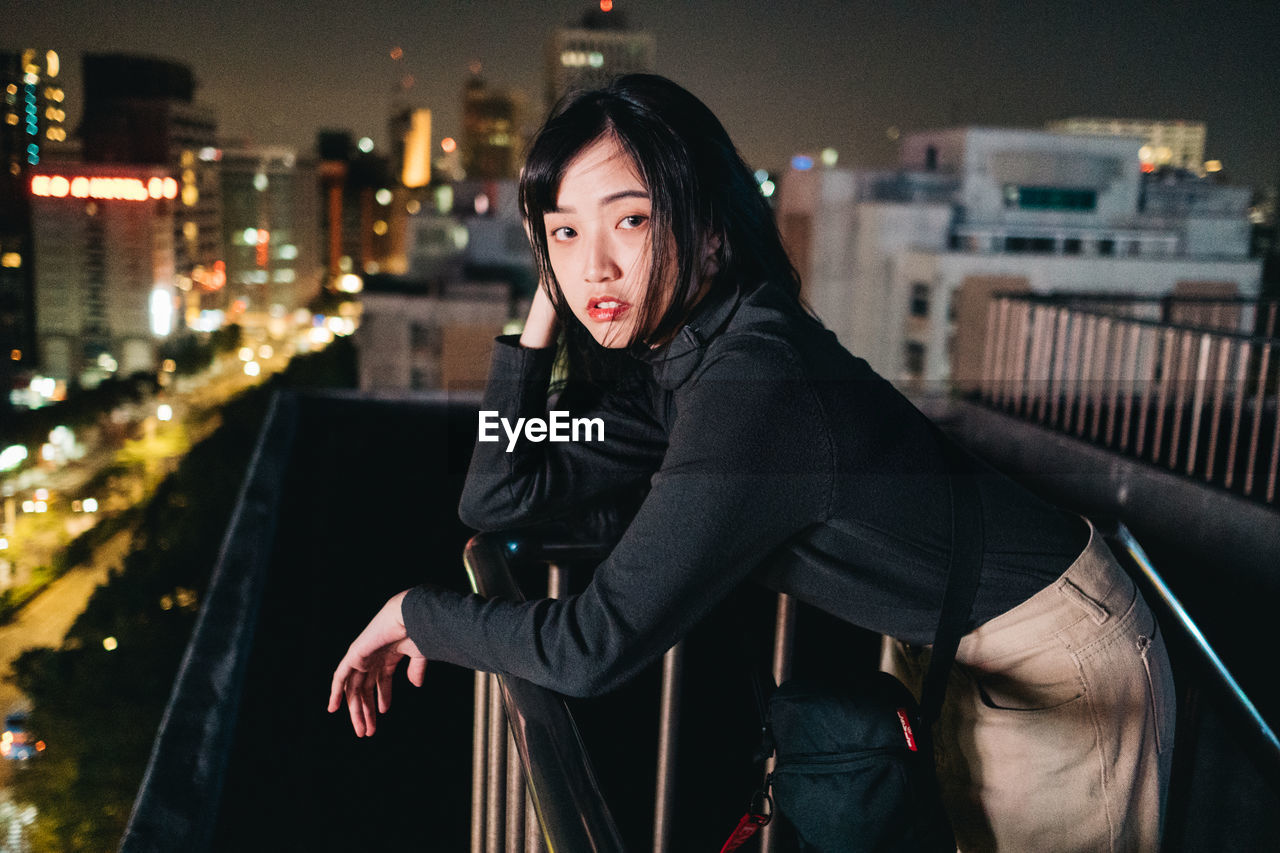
left=821, top=147, right=839, bottom=167
left=375, top=188, right=392, bottom=205
left=258, top=344, right=274, bottom=359
left=83, top=498, right=99, bottom=513
left=337, top=274, right=363, bottom=294
left=238, top=347, right=254, bottom=362
left=103, top=636, right=118, bottom=651
left=150, top=289, right=173, bottom=336
left=244, top=361, right=261, bottom=377
left=791, top=155, right=814, bottom=171
left=0, top=538, right=8, bottom=551
left=760, top=180, right=776, bottom=197
left=157, top=404, right=173, bottom=422
left=357, top=137, right=374, bottom=153
left=0, top=445, right=28, bottom=472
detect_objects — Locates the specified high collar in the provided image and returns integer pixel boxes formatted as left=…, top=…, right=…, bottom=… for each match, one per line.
left=631, top=283, right=744, bottom=390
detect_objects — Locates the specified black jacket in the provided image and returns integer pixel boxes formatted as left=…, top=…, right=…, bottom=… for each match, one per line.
left=402, top=281, right=1085, bottom=697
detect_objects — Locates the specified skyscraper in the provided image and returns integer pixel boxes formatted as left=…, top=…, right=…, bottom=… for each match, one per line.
left=460, top=75, right=522, bottom=181
left=544, top=6, right=655, bottom=108
left=220, top=146, right=322, bottom=324
left=0, top=48, right=68, bottom=396
left=79, top=54, right=224, bottom=313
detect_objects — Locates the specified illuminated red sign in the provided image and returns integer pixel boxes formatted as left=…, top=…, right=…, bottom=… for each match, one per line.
left=30, top=174, right=179, bottom=201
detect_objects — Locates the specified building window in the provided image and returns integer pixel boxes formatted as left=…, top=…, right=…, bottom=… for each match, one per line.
left=909, top=283, right=930, bottom=317
left=1030, top=237, right=1056, bottom=253
left=1004, top=236, right=1029, bottom=253
left=904, top=342, right=926, bottom=376
left=1098, top=239, right=1116, bottom=256
left=1005, top=186, right=1098, bottom=212
left=1063, top=238, right=1083, bottom=255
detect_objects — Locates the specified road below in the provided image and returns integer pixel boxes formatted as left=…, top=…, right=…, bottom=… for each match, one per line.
left=0, top=527, right=133, bottom=790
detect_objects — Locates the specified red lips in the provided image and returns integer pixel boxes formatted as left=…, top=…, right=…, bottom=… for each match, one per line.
left=587, top=296, right=631, bottom=323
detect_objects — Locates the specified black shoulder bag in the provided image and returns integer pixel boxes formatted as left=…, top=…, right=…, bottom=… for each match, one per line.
left=725, top=435, right=983, bottom=853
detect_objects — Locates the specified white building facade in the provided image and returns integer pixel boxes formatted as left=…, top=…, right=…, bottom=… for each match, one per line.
left=28, top=165, right=179, bottom=385
left=777, top=127, right=1261, bottom=391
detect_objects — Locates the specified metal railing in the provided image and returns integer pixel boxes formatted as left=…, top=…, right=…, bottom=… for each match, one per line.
left=466, top=521, right=1280, bottom=851
left=981, top=294, right=1280, bottom=503
left=463, top=532, right=799, bottom=853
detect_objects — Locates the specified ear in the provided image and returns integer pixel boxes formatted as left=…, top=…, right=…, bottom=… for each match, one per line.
left=701, top=234, right=722, bottom=278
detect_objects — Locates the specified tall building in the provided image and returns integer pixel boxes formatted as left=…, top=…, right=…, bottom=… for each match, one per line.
left=777, top=127, right=1261, bottom=390
left=79, top=54, right=224, bottom=314
left=390, top=107, right=432, bottom=189
left=1047, top=117, right=1208, bottom=175
left=544, top=7, right=655, bottom=108
left=460, top=75, right=523, bottom=181
left=219, top=145, right=322, bottom=327
left=1, top=48, right=70, bottom=395
left=27, top=165, right=179, bottom=386
left=316, top=130, right=397, bottom=283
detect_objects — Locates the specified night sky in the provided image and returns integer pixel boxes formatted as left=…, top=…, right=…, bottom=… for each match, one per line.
left=10, top=0, right=1280, bottom=188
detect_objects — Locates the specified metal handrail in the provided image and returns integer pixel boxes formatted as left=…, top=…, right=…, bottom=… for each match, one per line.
left=1102, top=521, right=1280, bottom=765
left=463, top=532, right=625, bottom=853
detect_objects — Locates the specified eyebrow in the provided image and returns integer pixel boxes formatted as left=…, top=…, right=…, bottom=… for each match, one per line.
left=548, top=189, right=650, bottom=214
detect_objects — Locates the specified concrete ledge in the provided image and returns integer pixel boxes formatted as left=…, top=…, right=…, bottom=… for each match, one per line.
left=937, top=398, right=1280, bottom=590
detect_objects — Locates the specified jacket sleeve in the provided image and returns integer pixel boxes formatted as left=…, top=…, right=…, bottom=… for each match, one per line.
left=458, top=335, right=669, bottom=531
left=406, top=340, right=833, bottom=697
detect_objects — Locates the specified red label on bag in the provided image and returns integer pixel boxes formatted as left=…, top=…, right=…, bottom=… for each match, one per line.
left=719, top=811, right=769, bottom=853
left=897, top=708, right=918, bottom=751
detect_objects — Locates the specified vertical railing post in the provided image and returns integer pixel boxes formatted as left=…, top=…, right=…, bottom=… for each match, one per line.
left=1090, top=317, right=1111, bottom=441
left=1152, top=328, right=1177, bottom=463
left=487, top=673, right=508, bottom=853
left=1168, top=330, right=1195, bottom=471
left=507, top=726, right=526, bottom=853
left=1205, top=337, right=1231, bottom=483
left=1118, top=322, right=1141, bottom=451
left=1049, top=308, right=1070, bottom=428
left=652, top=643, right=684, bottom=853
left=759, top=593, right=797, bottom=853
left=1185, top=334, right=1213, bottom=476
left=1244, top=343, right=1272, bottom=496
left=1225, top=341, right=1251, bottom=490
left=472, top=671, right=490, bottom=853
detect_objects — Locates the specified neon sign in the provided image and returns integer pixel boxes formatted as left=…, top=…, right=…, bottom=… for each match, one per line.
left=30, top=174, right=179, bottom=201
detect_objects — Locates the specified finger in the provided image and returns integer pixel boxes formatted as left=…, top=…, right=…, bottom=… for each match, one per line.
left=328, top=664, right=351, bottom=713
left=345, top=676, right=366, bottom=736
left=406, top=657, right=427, bottom=687
left=376, top=664, right=393, bottom=715
left=361, top=677, right=378, bottom=736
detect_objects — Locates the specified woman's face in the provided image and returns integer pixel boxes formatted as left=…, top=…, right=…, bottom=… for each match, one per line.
left=543, top=135, right=658, bottom=348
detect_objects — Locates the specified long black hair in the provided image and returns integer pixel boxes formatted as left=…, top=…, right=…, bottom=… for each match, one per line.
left=520, top=73, right=803, bottom=385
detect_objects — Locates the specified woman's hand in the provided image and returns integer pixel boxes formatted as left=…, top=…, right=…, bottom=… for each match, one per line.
left=327, top=590, right=427, bottom=737
left=519, top=283, right=560, bottom=349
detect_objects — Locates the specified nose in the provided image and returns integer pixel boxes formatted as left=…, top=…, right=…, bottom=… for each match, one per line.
left=583, top=232, right=621, bottom=283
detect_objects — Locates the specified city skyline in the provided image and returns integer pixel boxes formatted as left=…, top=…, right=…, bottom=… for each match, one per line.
left=8, top=0, right=1279, bottom=188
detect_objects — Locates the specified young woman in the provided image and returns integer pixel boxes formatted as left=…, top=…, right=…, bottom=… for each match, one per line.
left=328, top=74, right=1173, bottom=851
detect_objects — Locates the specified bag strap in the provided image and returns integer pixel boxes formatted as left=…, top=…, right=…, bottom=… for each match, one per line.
left=918, top=431, right=984, bottom=727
